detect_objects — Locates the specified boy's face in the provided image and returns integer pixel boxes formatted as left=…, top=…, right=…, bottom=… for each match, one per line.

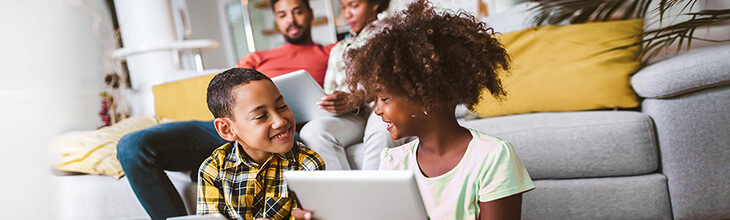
left=372, top=90, right=425, bottom=140
left=225, top=80, right=296, bottom=161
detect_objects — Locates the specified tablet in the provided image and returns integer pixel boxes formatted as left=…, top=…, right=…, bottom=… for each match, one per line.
left=283, top=170, right=429, bottom=220
left=166, top=213, right=227, bottom=220
left=271, top=70, right=335, bottom=123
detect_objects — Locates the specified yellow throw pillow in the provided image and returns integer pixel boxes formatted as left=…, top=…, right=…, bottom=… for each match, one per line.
left=473, top=19, right=643, bottom=118
left=52, top=116, right=170, bottom=179
left=153, top=73, right=217, bottom=121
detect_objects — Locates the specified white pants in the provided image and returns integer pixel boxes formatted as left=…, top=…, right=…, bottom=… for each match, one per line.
left=299, top=110, right=410, bottom=170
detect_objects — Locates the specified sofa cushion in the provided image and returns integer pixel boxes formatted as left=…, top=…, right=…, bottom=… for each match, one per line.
left=523, top=174, right=671, bottom=220
left=55, top=171, right=196, bottom=219
left=458, top=111, right=657, bottom=179
left=153, top=73, right=217, bottom=121
left=51, top=115, right=171, bottom=178
left=473, top=19, right=642, bottom=118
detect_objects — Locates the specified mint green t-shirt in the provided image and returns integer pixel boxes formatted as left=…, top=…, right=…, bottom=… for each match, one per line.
left=379, top=129, right=535, bottom=219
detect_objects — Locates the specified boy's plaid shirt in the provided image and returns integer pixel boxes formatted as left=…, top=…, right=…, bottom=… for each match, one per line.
left=197, top=141, right=325, bottom=220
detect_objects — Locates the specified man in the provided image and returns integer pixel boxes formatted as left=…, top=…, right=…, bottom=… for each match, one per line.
left=116, top=0, right=333, bottom=219
left=237, top=0, right=332, bottom=86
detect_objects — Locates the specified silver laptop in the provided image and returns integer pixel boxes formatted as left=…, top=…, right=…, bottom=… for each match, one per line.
left=283, top=170, right=429, bottom=220
left=271, top=70, right=335, bottom=123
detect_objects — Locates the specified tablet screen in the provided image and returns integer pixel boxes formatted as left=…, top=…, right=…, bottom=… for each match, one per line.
left=284, top=171, right=429, bottom=220
left=271, top=70, right=335, bottom=123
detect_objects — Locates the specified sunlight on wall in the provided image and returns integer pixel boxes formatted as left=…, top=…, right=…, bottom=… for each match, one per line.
left=0, top=0, right=109, bottom=218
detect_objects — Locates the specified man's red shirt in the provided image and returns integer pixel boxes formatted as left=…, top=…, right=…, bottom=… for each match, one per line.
left=236, top=43, right=335, bottom=87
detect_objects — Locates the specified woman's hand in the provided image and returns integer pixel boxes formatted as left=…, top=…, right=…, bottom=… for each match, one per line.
left=317, top=91, right=352, bottom=114
left=291, top=208, right=313, bottom=220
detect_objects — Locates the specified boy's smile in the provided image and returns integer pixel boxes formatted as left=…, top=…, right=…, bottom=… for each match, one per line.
left=224, top=79, right=296, bottom=164
left=270, top=128, right=293, bottom=141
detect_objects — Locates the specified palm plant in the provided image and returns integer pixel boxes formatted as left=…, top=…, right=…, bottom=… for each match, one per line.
left=528, top=0, right=730, bottom=64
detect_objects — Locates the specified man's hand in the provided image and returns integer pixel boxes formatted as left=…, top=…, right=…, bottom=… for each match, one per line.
left=291, top=208, right=313, bottom=220
left=317, top=91, right=352, bottom=114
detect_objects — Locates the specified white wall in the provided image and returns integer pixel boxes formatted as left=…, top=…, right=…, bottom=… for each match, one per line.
left=644, top=0, right=730, bottom=62
left=187, top=0, right=231, bottom=69
left=0, top=0, right=109, bottom=218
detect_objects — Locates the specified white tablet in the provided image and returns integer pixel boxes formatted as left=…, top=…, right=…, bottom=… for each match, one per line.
left=271, top=70, right=335, bottom=123
left=283, top=170, right=429, bottom=220
left=166, top=213, right=227, bottom=220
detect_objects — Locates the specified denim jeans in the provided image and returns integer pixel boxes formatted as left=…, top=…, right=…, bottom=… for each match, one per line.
left=117, top=120, right=226, bottom=220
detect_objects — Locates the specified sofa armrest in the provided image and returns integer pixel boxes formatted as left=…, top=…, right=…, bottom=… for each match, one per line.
left=630, top=44, right=730, bottom=99
left=636, top=44, right=730, bottom=219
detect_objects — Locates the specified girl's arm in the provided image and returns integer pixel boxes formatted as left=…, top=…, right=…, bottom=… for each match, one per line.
left=478, top=193, right=523, bottom=220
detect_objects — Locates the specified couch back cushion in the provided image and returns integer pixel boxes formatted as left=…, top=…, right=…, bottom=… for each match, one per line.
left=473, top=19, right=643, bottom=118
left=459, top=111, right=658, bottom=179
left=153, top=73, right=217, bottom=121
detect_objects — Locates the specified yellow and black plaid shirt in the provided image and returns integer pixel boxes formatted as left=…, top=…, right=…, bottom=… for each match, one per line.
left=197, top=141, right=325, bottom=220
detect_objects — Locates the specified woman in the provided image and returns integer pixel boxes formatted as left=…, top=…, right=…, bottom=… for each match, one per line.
left=299, top=0, right=399, bottom=171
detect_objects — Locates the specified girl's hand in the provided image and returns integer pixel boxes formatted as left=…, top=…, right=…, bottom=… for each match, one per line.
left=291, top=208, right=313, bottom=220
left=317, top=91, right=351, bottom=114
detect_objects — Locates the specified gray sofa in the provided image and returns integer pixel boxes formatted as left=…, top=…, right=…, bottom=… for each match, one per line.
left=55, top=44, right=728, bottom=220
left=458, top=44, right=730, bottom=220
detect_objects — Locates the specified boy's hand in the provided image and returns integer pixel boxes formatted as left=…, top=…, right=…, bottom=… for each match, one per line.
left=317, top=91, right=351, bottom=114
left=291, top=208, right=313, bottom=220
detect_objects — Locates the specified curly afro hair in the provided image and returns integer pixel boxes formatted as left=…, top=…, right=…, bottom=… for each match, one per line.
left=344, top=0, right=510, bottom=113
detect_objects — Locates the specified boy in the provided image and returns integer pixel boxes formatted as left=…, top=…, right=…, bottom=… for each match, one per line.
left=197, top=68, right=325, bottom=220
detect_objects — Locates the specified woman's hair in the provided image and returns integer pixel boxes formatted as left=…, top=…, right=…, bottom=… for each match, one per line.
left=344, top=0, right=509, bottom=112
left=368, top=0, right=391, bottom=13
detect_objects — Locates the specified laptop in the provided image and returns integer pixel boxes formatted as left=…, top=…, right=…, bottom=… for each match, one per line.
left=283, top=170, right=429, bottom=220
left=271, top=70, right=335, bottom=123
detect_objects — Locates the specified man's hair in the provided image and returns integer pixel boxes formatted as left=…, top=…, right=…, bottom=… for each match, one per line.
left=270, top=0, right=311, bottom=11
left=207, top=68, right=272, bottom=119
left=344, top=0, right=510, bottom=113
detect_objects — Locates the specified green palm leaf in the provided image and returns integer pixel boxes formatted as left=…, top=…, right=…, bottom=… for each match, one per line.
left=529, top=0, right=730, bottom=63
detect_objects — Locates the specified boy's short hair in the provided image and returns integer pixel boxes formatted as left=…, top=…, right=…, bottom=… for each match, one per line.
left=207, top=68, right=271, bottom=119
left=270, top=0, right=311, bottom=11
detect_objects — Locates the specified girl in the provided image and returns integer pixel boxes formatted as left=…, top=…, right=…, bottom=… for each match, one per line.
left=343, top=0, right=535, bottom=219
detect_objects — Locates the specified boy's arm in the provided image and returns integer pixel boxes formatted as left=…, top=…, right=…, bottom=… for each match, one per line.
left=197, top=158, right=226, bottom=216
left=298, top=146, right=326, bottom=171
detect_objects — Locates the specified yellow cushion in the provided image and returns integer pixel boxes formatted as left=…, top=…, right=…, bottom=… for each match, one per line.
left=52, top=116, right=171, bottom=178
left=473, top=19, right=643, bottom=118
left=153, top=73, right=217, bottom=121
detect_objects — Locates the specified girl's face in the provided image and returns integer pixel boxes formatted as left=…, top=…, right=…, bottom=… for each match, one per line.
left=340, top=0, right=380, bottom=34
left=373, top=91, right=425, bottom=140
